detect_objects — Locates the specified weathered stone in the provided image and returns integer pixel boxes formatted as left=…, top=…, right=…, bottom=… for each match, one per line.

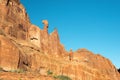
left=0, top=72, right=54, bottom=80
left=42, top=20, right=48, bottom=29
left=0, top=35, right=19, bottom=71
left=72, top=48, right=120, bottom=80
left=29, top=25, right=41, bottom=47
left=0, top=0, right=30, bottom=40
left=69, top=49, right=73, bottom=61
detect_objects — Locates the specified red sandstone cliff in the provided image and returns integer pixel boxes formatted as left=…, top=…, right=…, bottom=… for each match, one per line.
left=0, top=0, right=120, bottom=80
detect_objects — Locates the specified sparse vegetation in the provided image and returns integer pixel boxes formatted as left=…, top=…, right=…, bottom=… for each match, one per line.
left=0, top=67, right=25, bottom=73
left=16, top=69, right=25, bottom=73
left=55, top=75, right=72, bottom=80
left=0, top=67, right=3, bottom=72
left=10, top=69, right=25, bottom=73
left=47, top=69, right=53, bottom=75
left=46, top=69, right=71, bottom=80
left=53, top=74, right=58, bottom=79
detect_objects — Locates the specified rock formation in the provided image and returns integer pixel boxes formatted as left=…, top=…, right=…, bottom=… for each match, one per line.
left=69, top=49, right=73, bottom=61
left=0, top=0, right=30, bottom=40
left=0, top=0, right=120, bottom=80
left=0, top=35, right=19, bottom=71
left=29, top=25, right=41, bottom=47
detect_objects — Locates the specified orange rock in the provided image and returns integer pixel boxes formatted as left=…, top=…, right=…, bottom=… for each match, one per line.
left=0, top=72, right=54, bottom=80
left=29, top=25, right=41, bottom=47
left=69, top=49, right=73, bottom=61
left=0, top=0, right=30, bottom=40
left=0, top=35, right=19, bottom=71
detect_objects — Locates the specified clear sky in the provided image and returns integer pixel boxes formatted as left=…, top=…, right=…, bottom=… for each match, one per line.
left=20, top=0, right=120, bottom=68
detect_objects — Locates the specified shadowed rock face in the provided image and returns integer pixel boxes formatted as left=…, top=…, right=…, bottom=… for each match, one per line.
left=0, top=0, right=120, bottom=80
left=118, top=68, right=120, bottom=73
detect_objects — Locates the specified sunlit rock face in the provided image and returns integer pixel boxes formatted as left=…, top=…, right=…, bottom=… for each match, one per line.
left=0, top=0, right=66, bottom=55
left=0, top=35, right=20, bottom=71
left=0, top=0, right=120, bottom=80
left=28, top=25, right=41, bottom=47
left=0, top=0, right=30, bottom=40
left=0, top=0, right=20, bottom=6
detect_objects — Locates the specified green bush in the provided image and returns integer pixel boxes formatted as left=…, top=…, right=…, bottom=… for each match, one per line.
left=47, top=70, right=53, bottom=75
left=56, top=75, right=72, bottom=80
left=46, top=70, right=71, bottom=80
left=53, top=74, right=58, bottom=79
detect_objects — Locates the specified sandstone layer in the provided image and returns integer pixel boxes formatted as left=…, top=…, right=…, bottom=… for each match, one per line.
left=0, top=0, right=120, bottom=80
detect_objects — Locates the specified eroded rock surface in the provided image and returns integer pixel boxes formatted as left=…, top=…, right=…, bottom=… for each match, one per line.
left=0, top=0, right=30, bottom=40
left=0, top=35, right=19, bottom=71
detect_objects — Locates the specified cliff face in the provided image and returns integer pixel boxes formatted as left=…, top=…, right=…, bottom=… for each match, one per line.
left=0, top=0, right=30, bottom=40
left=0, top=0, right=120, bottom=80
left=28, top=21, right=66, bottom=56
left=0, top=0, right=66, bottom=55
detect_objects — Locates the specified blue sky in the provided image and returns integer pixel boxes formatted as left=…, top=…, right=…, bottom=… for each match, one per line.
left=20, top=0, right=120, bottom=68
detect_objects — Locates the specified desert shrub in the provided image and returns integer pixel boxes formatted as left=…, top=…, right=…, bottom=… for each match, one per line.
left=46, top=70, right=71, bottom=80
left=56, top=75, right=72, bottom=80
left=53, top=74, right=58, bottom=79
left=10, top=69, right=25, bottom=73
left=47, top=69, right=53, bottom=75
left=16, top=69, right=25, bottom=73
left=0, top=67, right=3, bottom=72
